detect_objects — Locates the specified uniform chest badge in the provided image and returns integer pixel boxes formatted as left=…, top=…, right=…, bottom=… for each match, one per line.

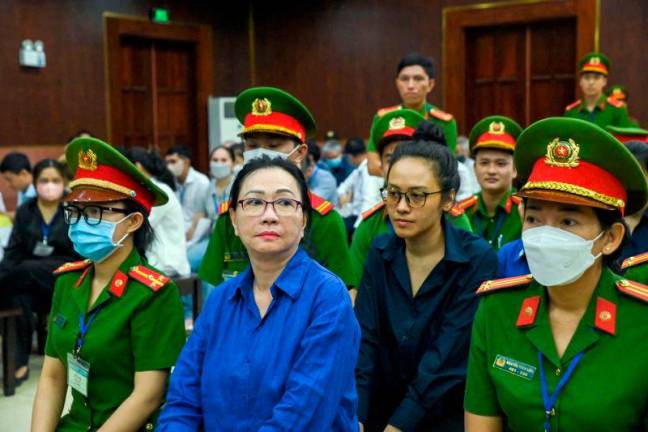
left=545, top=138, right=580, bottom=168
left=492, top=354, right=536, bottom=380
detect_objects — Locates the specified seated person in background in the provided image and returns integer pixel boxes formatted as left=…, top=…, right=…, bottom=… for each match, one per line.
left=0, top=159, right=79, bottom=384
left=321, top=138, right=355, bottom=184
left=454, top=135, right=481, bottom=199
left=164, top=144, right=210, bottom=236
left=355, top=141, right=497, bottom=432
left=127, top=147, right=190, bottom=278
left=0, top=151, right=36, bottom=217
left=158, top=156, right=360, bottom=431
left=457, top=116, right=524, bottom=250
left=229, top=141, right=245, bottom=174
left=305, top=139, right=339, bottom=204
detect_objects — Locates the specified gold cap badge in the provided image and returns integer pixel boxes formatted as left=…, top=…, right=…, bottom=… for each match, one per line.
left=489, top=121, right=505, bottom=134
left=389, top=117, right=406, bottom=130
left=78, top=149, right=98, bottom=171
left=545, top=138, right=580, bottom=168
left=252, top=98, right=272, bottom=116
left=589, top=57, right=601, bottom=65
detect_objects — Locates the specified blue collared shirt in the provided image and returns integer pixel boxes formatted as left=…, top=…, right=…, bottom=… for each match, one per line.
left=157, top=248, right=360, bottom=432
left=496, top=238, right=530, bottom=278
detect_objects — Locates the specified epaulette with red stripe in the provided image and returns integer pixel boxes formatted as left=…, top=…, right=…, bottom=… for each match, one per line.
left=377, top=105, right=400, bottom=117
left=607, top=96, right=625, bottom=108
left=128, top=265, right=170, bottom=292
left=505, top=194, right=523, bottom=213
left=456, top=195, right=478, bottom=212
left=447, top=204, right=465, bottom=217
left=53, top=259, right=92, bottom=275
left=361, top=201, right=385, bottom=220
left=476, top=274, right=533, bottom=295
left=218, top=200, right=231, bottom=216
left=621, top=252, right=648, bottom=270
left=429, top=107, right=453, bottom=122
left=309, top=193, right=334, bottom=216
left=616, top=279, right=648, bottom=303
left=565, top=100, right=581, bottom=111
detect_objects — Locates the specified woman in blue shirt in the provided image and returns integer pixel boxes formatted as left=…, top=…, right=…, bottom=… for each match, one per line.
left=354, top=142, right=497, bottom=432
left=158, top=156, right=361, bottom=431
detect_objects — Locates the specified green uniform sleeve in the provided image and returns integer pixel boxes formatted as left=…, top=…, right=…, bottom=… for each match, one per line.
left=446, top=212, right=473, bottom=233
left=44, top=278, right=64, bottom=357
left=615, top=105, right=635, bottom=127
left=443, top=118, right=458, bottom=153
left=366, top=113, right=380, bottom=153
left=198, top=216, right=228, bottom=285
left=131, top=281, right=186, bottom=371
left=308, top=211, right=357, bottom=287
left=349, top=221, right=375, bottom=287
left=464, top=298, right=501, bottom=416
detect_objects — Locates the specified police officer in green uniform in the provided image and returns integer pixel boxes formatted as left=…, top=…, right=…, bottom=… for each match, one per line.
left=464, top=117, right=648, bottom=431
left=457, top=116, right=524, bottom=250
left=198, top=87, right=356, bottom=288
left=564, top=53, right=635, bottom=128
left=366, top=53, right=457, bottom=176
left=607, top=85, right=640, bottom=126
left=32, top=138, right=185, bottom=431
left=350, top=109, right=472, bottom=286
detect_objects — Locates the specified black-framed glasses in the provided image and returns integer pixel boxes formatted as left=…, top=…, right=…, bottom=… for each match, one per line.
left=237, top=198, right=303, bottom=217
left=63, top=204, right=130, bottom=226
left=380, top=188, right=445, bottom=208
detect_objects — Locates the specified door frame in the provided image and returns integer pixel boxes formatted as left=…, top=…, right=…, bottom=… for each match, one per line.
left=104, top=13, right=213, bottom=171
left=442, top=0, right=599, bottom=132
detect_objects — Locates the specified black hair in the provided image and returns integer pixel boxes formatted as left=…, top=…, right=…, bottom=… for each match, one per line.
left=625, top=141, right=648, bottom=172
left=387, top=140, right=460, bottom=204
left=121, top=199, right=155, bottom=259
left=230, top=142, right=245, bottom=160
left=166, top=144, right=193, bottom=161
left=210, top=145, right=236, bottom=162
left=344, top=138, right=366, bottom=156
left=66, top=129, right=93, bottom=143
left=397, top=53, right=434, bottom=79
left=126, top=147, right=176, bottom=191
left=32, top=159, right=66, bottom=184
left=229, top=156, right=312, bottom=223
left=0, top=152, right=31, bottom=174
left=413, top=120, right=447, bottom=146
left=306, top=139, right=321, bottom=162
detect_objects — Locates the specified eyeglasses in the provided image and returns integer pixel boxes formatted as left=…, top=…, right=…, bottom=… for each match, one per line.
left=237, top=198, right=303, bottom=217
left=64, top=204, right=130, bottom=225
left=380, top=188, right=445, bottom=208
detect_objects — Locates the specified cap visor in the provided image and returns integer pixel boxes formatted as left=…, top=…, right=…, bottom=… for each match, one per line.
left=64, top=188, right=129, bottom=204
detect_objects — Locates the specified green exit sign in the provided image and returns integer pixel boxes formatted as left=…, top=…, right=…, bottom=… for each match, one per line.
left=150, top=8, right=170, bottom=24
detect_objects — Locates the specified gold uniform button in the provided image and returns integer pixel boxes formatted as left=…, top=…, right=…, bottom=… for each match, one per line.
left=115, top=279, right=124, bottom=287
left=555, top=368, right=561, bottom=376
left=599, top=310, right=612, bottom=322
left=524, top=306, right=534, bottom=317
left=145, top=423, right=154, bottom=431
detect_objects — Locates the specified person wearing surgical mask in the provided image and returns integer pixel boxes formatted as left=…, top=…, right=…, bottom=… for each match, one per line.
left=465, top=118, right=648, bottom=432
left=0, top=159, right=78, bottom=385
left=164, top=144, right=210, bottom=236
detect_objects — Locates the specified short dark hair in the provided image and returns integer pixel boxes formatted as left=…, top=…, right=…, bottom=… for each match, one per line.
left=230, top=142, right=245, bottom=160
left=229, top=156, right=312, bottom=224
left=397, top=53, right=434, bottom=79
left=33, top=159, right=66, bottom=184
left=387, top=140, right=460, bottom=204
left=625, top=141, right=648, bottom=172
left=413, top=121, right=447, bottom=147
left=0, top=152, right=31, bottom=174
left=126, top=147, right=176, bottom=191
left=306, top=139, right=321, bottom=162
left=344, top=138, right=366, bottom=156
left=166, top=144, right=193, bottom=161
left=121, top=199, right=155, bottom=259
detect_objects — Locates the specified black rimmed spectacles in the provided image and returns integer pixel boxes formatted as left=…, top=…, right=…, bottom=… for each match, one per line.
left=63, top=204, right=130, bottom=226
left=380, top=188, right=445, bottom=208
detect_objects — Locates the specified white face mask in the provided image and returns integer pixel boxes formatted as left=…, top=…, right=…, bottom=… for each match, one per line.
left=243, top=146, right=299, bottom=163
left=210, top=162, right=232, bottom=179
left=522, top=226, right=604, bottom=287
left=167, top=161, right=185, bottom=178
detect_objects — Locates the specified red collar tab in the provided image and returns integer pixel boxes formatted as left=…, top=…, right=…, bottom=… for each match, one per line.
left=594, top=297, right=616, bottom=335
left=109, top=271, right=129, bottom=298
left=516, top=296, right=541, bottom=327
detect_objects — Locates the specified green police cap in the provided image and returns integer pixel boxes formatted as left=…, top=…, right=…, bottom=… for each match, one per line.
left=468, top=115, right=523, bottom=155
left=65, top=137, right=168, bottom=214
left=579, top=52, right=610, bottom=76
left=235, top=86, right=316, bottom=143
left=371, top=108, right=425, bottom=154
left=515, top=117, right=647, bottom=216
left=606, top=125, right=648, bottom=144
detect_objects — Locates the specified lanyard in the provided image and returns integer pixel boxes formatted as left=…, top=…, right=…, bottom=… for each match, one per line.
left=475, top=210, right=506, bottom=248
left=74, top=304, right=106, bottom=357
left=538, top=350, right=584, bottom=432
left=40, top=207, right=61, bottom=243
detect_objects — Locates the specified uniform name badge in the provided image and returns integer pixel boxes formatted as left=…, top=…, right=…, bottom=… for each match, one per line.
left=493, top=354, right=536, bottom=380
left=33, top=240, right=54, bottom=257
left=222, top=270, right=239, bottom=281
left=67, top=352, right=90, bottom=397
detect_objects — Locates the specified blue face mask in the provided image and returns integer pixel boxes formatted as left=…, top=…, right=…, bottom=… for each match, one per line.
left=68, top=215, right=131, bottom=263
left=325, top=157, right=342, bottom=169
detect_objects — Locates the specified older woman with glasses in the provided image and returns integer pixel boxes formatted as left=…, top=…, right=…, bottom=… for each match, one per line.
left=158, top=156, right=360, bottom=431
left=354, top=141, right=497, bottom=432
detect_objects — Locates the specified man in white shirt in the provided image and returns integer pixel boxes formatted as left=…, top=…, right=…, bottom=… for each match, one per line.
left=165, top=144, right=210, bottom=236
left=0, top=152, right=36, bottom=213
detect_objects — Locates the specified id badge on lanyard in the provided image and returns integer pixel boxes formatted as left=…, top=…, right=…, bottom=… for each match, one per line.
left=67, top=304, right=104, bottom=397
left=33, top=221, right=55, bottom=257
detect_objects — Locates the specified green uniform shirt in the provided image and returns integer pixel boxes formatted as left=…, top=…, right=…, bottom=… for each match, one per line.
left=623, top=262, right=648, bottom=284
left=349, top=205, right=473, bottom=286
left=463, top=191, right=522, bottom=250
left=45, top=249, right=185, bottom=431
left=465, top=268, right=648, bottom=431
left=564, top=95, right=635, bottom=129
left=367, top=103, right=458, bottom=153
left=198, top=206, right=357, bottom=287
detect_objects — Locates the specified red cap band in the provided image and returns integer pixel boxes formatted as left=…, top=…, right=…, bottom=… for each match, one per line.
left=243, top=112, right=306, bottom=142
left=383, top=126, right=415, bottom=139
left=474, top=131, right=516, bottom=151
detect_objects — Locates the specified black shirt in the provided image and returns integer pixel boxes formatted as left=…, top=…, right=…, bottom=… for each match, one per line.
left=354, top=221, right=497, bottom=431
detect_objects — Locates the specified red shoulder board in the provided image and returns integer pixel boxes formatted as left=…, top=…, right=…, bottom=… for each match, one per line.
left=128, top=265, right=170, bottom=292
left=429, top=107, right=453, bottom=122
left=476, top=274, right=533, bottom=295
left=616, top=279, right=648, bottom=303
left=377, top=105, right=400, bottom=117
left=607, top=96, right=624, bottom=108
left=310, top=193, right=334, bottom=215
left=621, top=251, right=648, bottom=270
left=218, top=200, right=231, bottom=216
left=53, top=259, right=92, bottom=275
left=361, top=201, right=386, bottom=220
left=456, top=195, right=478, bottom=211
left=447, top=204, right=465, bottom=217
left=565, top=100, right=581, bottom=111
left=510, top=195, right=523, bottom=205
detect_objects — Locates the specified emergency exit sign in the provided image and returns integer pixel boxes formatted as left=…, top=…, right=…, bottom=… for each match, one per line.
left=150, top=8, right=170, bottom=24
